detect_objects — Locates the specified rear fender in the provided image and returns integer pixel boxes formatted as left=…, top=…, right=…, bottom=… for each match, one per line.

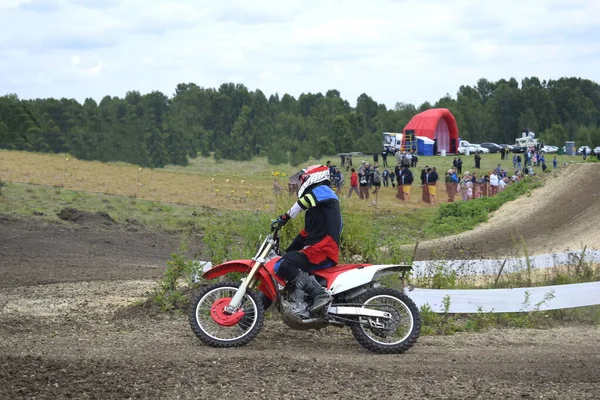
left=202, top=260, right=281, bottom=301
left=328, top=265, right=412, bottom=296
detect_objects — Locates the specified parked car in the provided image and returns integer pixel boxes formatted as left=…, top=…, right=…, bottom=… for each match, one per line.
left=457, top=140, right=478, bottom=155
left=480, top=142, right=503, bottom=153
left=541, top=145, right=558, bottom=153
left=499, top=144, right=515, bottom=152
left=576, top=146, right=592, bottom=155
left=472, top=144, right=490, bottom=154
left=594, top=146, right=600, bottom=155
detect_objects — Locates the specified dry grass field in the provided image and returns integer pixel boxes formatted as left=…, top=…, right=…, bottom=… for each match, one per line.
left=0, top=149, right=579, bottom=214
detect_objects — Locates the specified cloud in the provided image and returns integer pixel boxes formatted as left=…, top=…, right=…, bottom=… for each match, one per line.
left=0, top=0, right=33, bottom=9
left=0, top=0, right=599, bottom=107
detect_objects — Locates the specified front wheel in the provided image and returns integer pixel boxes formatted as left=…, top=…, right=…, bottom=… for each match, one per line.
left=189, top=281, right=265, bottom=348
left=350, top=287, right=421, bottom=354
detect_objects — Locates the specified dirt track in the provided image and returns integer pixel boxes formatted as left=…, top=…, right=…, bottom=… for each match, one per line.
left=1, top=164, right=600, bottom=399
left=1, top=280, right=598, bottom=399
left=415, top=163, right=600, bottom=260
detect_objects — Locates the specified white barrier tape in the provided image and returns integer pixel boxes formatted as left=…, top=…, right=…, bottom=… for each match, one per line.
left=412, top=249, right=600, bottom=277
left=407, top=281, right=600, bottom=313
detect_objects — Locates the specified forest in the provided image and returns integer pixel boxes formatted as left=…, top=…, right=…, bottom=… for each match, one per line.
left=1, top=76, right=600, bottom=168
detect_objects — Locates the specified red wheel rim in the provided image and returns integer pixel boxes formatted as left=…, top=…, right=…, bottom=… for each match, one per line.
left=210, top=297, right=245, bottom=327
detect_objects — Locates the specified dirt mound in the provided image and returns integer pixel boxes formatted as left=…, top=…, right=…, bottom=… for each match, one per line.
left=0, top=216, right=199, bottom=289
left=415, top=163, right=600, bottom=260
left=57, top=207, right=116, bottom=225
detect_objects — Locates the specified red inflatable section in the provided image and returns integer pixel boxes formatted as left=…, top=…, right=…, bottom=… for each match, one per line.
left=402, top=108, right=459, bottom=154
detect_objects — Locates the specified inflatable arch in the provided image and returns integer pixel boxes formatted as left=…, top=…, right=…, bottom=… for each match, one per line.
left=402, top=108, right=459, bottom=154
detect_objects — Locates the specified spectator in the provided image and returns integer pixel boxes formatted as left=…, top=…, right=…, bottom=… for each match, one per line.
left=426, top=167, right=439, bottom=205
left=489, top=171, right=499, bottom=196
left=382, top=148, right=388, bottom=167
left=411, top=153, right=419, bottom=168
left=382, top=168, right=390, bottom=187
left=445, top=168, right=458, bottom=202
left=420, top=166, right=430, bottom=204
left=347, top=168, right=359, bottom=198
left=331, top=167, right=343, bottom=192
left=358, top=162, right=372, bottom=199
left=498, top=177, right=508, bottom=192
left=399, top=165, right=414, bottom=202
left=371, top=166, right=381, bottom=196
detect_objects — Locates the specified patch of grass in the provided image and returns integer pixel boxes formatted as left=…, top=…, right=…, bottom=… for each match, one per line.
left=419, top=289, right=561, bottom=336
left=424, top=175, right=543, bottom=237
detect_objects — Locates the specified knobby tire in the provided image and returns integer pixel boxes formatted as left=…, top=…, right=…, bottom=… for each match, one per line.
left=350, top=287, right=421, bottom=354
left=188, top=281, right=265, bottom=348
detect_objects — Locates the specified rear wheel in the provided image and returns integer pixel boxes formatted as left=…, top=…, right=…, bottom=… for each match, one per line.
left=350, top=287, right=421, bottom=354
left=189, top=282, right=265, bottom=348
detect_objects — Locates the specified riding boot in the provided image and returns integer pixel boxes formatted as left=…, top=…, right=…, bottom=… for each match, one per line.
left=293, top=271, right=333, bottom=313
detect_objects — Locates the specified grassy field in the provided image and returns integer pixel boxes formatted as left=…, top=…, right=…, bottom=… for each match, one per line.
left=0, top=148, right=584, bottom=244
left=0, top=149, right=582, bottom=213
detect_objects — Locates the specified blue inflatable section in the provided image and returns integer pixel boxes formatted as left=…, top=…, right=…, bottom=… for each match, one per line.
left=416, top=136, right=435, bottom=156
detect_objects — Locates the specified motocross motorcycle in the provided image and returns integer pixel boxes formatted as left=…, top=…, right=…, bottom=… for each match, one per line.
left=189, top=228, right=421, bottom=354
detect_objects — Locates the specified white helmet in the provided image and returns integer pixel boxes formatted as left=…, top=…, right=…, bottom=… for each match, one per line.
left=297, top=164, right=330, bottom=197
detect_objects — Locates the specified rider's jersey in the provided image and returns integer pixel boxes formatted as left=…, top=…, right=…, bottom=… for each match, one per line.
left=286, top=184, right=342, bottom=264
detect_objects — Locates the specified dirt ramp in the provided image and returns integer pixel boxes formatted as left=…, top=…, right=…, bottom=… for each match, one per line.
left=416, top=163, right=600, bottom=260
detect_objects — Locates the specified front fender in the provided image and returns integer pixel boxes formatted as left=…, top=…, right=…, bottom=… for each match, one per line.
left=202, top=260, right=253, bottom=280
left=202, top=260, right=280, bottom=301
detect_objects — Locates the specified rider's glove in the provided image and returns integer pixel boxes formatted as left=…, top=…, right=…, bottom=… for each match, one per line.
left=270, top=213, right=290, bottom=231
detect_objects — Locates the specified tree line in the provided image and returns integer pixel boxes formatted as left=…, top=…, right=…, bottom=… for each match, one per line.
left=1, top=77, right=599, bottom=168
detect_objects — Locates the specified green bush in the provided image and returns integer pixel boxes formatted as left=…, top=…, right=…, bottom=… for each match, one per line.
left=424, top=177, right=542, bottom=236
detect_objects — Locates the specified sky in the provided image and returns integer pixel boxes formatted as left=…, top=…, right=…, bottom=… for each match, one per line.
left=1, top=0, right=600, bottom=108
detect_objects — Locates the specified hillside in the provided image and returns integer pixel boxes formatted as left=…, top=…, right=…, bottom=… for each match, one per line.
left=415, top=163, right=600, bottom=260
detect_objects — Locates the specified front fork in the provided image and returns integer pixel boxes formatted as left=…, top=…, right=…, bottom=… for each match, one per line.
left=224, top=237, right=274, bottom=313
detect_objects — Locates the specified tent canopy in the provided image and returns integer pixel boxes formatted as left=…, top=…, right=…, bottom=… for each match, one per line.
left=403, top=108, right=459, bottom=154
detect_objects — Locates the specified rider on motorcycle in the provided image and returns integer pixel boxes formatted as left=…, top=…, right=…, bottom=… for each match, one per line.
left=270, top=164, right=343, bottom=313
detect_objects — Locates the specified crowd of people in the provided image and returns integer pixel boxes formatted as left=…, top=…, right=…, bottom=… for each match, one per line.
left=321, top=146, right=544, bottom=205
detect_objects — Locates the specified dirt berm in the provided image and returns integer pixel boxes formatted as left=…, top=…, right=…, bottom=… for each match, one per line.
left=414, top=163, right=600, bottom=260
